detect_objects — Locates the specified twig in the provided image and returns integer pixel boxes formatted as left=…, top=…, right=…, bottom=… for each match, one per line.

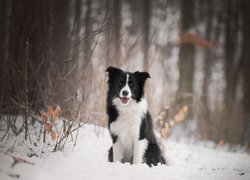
left=1, top=126, right=10, bottom=142
left=43, top=118, right=47, bottom=143
left=70, top=122, right=86, bottom=134
left=6, top=114, right=21, bottom=137
left=72, top=122, right=86, bottom=151
left=11, top=155, right=35, bottom=168
left=28, top=56, right=45, bottom=79
left=7, top=173, right=20, bottom=178
left=9, top=97, right=43, bottom=125
left=61, top=121, right=74, bottom=150
left=40, top=143, right=45, bottom=158
left=53, top=119, right=85, bottom=152
left=24, top=39, right=29, bottom=140
left=72, top=122, right=81, bottom=150
left=27, top=153, right=39, bottom=158
left=0, top=169, right=20, bottom=179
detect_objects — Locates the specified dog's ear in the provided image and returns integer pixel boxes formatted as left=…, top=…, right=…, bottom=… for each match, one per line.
left=134, top=71, right=151, bottom=82
left=106, top=66, right=122, bottom=79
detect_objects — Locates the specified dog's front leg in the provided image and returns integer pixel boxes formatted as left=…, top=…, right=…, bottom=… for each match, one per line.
left=113, top=142, right=123, bottom=162
left=133, top=139, right=148, bottom=164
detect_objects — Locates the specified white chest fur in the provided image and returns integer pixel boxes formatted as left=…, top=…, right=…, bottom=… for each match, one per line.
left=110, top=98, right=148, bottom=163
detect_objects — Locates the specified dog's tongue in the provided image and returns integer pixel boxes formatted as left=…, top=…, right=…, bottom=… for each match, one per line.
left=121, top=97, right=129, bottom=104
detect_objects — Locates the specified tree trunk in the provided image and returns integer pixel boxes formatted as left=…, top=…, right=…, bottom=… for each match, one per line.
left=198, top=0, right=212, bottom=140
left=0, top=0, right=7, bottom=110
left=105, top=0, right=121, bottom=67
left=241, top=0, right=250, bottom=145
left=223, top=0, right=242, bottom=143
left=49, top=0, right=71, bottom=109
left=176, top=0, right=195, bottom=120
left=72, top=0, right=82, bottom=60
left=142, top=0, right=151, bottom=71
left=80, top=0, right=93, bottom=115
left=83, top=0, right=92, bottom=64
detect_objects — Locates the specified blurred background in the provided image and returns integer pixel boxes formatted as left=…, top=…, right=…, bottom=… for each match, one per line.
left=0, top=0, right=250, bottom=146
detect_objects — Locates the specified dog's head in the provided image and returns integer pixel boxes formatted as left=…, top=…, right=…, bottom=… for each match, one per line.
left=106, top=66, right=150, bottom=105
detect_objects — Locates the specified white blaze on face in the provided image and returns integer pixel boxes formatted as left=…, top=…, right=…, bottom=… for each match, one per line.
left=119, top=74, right=131, bottom=105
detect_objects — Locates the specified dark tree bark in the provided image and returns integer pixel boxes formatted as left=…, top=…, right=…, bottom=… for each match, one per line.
left=72, top=0, right=82, bottom=60
left=73, top=0, right=82, bottom=38
left=81, top=0, right=93, bottom=115
left=141, top=0, right=151, bottom=71
left=131, top=0, right=151, bottom=71
left=224, top=0, right=238, bottom=109
left=176, top=0, right=195, bottom=119
left=241, top=0, right=250, bottom=144
left=198, top=0, right=213, bottom=140
left=223, top=0, right=243, bottom=143
left=0, top=0, right=7, bottom=110
left=2, top=0, right=71, bottom=111
left=105, top=0, right=121, bottom=67
left=83, top=0, right=92, bottom=65
left=52, top=0, right=70, bottom=64
left=48, top=0, right=71, bottom=108
left=6, top=0, right=52, bottom=110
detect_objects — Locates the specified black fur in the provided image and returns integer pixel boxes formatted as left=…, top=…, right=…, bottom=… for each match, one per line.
left=111, top=134, right=118, bottom=144
left=106, top=66, right=166, bottom=166
left=107, top=105, right=119, bottom=129
left=108, top=146, right=113, bottom=162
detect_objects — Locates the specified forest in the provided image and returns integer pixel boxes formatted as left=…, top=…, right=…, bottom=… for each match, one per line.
left=1, top=0, right=250, bottom=147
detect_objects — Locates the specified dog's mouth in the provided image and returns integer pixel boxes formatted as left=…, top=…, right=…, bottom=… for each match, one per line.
left=120, top=97, right=130, bottom=104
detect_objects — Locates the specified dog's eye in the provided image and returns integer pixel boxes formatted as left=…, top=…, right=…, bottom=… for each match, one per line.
left=128, top=81, right=134, bottom=86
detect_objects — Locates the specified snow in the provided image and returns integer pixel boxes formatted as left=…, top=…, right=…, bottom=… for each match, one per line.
left=0, top=124, right=250, bottom=180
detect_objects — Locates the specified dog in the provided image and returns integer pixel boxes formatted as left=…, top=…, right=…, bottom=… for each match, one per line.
left=106, top=66, right=166, bottom=166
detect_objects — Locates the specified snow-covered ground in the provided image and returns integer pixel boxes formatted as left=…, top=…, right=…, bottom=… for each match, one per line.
left=0, top=124, right=250, bottom=180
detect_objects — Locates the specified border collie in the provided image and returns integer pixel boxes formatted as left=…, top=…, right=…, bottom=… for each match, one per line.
left=106, top=66, right=166, bottom=166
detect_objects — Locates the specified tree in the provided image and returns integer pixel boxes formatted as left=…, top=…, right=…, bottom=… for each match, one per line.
left=197, top=0, right=213, bottom=140
left=222, top=0, right=244, bottom=143
left=176, top=0, right=195, bottom=120
left=105, top=0, right=121, bottom=67
left=141, top=0, right=151, bottom=71
left=240, top=0, right=250, bottom=144
left=130, top=0, right=151, bottom=71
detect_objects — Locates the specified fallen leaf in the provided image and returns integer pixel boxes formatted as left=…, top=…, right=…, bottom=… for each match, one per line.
left=40, top=114, right=47, bottom=123
left=52, top=105, right=61, bottom=123
left=51, top=130, right=57, bottom=141
left=44, top=123, right=51, bottom=132
left=218, top=139, right=224, bottom=145
left=46, top=105, right=53, bottom=117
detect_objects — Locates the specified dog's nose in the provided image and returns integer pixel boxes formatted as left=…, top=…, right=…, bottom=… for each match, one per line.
left=122, top=90, right=129, bottom=96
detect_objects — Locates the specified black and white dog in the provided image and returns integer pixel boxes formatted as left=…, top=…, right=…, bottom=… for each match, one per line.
left=106, top=66, right=166, bottom=166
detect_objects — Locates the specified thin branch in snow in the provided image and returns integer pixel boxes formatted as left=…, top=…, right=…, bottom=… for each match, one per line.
left=11, top=155, right=35, bottom=168
left=72, top=122, right=86, bottom=151
left=0, top=169, right=20, bottom=179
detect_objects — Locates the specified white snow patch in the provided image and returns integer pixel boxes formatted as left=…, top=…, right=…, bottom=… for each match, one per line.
left=0, top=124, right=249, bottom=180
